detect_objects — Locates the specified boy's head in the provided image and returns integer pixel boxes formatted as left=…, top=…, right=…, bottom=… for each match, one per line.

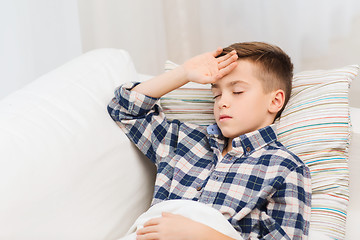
left=219, top=42, right=294, bottom=119
left=211, top=42, right=293, bottom=139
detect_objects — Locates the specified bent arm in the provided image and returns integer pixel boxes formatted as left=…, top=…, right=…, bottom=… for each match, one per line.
left=107, top=82, right=180, bottom=165
left=107, top=47, right=237, bottom=164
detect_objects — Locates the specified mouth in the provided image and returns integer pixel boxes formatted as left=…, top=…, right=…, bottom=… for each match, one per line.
left=219, top=115, right=232, bottom=121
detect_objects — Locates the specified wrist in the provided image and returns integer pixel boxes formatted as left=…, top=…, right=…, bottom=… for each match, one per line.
left=175, top=64, right=190, bottom=85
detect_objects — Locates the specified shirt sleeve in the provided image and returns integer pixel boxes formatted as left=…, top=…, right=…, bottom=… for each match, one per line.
left=107, top=82, right=181, bottom=166
left=259, top=165, right=312, bottom=240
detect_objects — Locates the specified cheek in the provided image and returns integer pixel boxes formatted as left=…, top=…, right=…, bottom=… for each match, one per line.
left=240, top=95, right=265, bottom=116
left=213, top=105, right=219, bottom=116
left=251, top=96, right=270, bottom=114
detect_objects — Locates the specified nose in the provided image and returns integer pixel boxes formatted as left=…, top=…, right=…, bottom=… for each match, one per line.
left=217, top=95, right=230, bottom=109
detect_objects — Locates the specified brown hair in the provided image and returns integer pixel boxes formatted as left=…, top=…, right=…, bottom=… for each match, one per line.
left=218, top=42, right=293, bottom=120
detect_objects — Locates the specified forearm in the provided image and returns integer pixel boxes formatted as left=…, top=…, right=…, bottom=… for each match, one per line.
left=132, top=65, right=188, bottom=98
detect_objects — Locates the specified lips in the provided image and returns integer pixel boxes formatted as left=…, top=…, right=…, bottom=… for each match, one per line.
left=219, top=115, right=232, bottom=121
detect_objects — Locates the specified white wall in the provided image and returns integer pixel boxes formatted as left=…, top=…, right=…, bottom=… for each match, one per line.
left=302, top=14, right=360, bottom=107
left=1, top=1, right=359, bottom=106
left=0, top=0, right=82, bottom=100
left=78, top=0, right=168, bottom=76
left=77, top=0, right=360, bottom=107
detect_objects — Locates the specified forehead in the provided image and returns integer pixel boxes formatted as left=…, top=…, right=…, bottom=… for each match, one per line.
left=211, top=59, right=261, bottom=89
left=211, top=80, right=249, bottom=89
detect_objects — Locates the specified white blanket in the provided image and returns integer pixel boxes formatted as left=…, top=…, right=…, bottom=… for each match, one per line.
left=119, top=199, right=243, bottom=240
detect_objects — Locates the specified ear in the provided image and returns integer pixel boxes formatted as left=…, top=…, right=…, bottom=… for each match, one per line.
left=268, top=89, right=285, bottom=114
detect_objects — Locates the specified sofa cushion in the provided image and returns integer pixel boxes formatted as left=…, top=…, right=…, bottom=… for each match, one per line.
left=0, top=49, right=155, bottom=239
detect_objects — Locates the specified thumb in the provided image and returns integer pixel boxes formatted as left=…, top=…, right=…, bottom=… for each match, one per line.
left=161, top=212, right=175, bottom=217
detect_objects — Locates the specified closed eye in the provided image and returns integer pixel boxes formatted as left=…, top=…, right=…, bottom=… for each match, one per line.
left=233, top=92, right=243, bottom=95
left=213, top=94, right=221, bottom=99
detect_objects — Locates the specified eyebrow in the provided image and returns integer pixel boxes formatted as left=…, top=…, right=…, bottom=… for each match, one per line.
left=211, top=80, right=248, bottom=89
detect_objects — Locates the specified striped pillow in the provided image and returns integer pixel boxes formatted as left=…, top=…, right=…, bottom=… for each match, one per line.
left=160, top=61, right=359, bottom=239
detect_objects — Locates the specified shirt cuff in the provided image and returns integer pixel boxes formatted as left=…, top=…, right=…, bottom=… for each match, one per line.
left=114, top=82, right=160, bottom=116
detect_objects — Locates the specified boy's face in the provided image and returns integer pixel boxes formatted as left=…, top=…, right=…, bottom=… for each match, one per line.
left=211, top=59, right=275, bottom=139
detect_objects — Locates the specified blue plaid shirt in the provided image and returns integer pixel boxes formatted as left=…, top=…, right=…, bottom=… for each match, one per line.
left=108, top=82, right=311, bottom=240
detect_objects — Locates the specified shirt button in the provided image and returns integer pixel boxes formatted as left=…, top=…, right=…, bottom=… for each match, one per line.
left=246, top=146, right=251, bottom=152
left=196, top=186, right=203, bottom=191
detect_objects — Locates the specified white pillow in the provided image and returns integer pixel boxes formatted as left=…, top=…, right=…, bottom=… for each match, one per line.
left=0, top=49, right=155, bottom=239
left=160, top=61, right=359, bottom=239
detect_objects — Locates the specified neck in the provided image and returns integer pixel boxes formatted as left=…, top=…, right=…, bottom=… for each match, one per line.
left=222, top=138, right=233, bottom=156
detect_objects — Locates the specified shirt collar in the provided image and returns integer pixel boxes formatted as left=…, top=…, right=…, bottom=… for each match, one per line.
left=207, top=124, right=278, bottom=156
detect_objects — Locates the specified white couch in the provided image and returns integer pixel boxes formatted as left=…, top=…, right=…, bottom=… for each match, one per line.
left=0, top=49, right=359, bottom=240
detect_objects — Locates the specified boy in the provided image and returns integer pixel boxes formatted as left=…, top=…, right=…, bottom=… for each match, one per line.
left=108, top=42, right=311, bottom=239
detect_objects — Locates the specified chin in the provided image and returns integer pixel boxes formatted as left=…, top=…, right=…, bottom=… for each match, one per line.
left=221, top=127, right=251, bottom=138
left=221, top=131, right=242, bottom=139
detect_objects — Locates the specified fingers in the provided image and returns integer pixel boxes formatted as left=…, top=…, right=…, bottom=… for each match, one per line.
left=143, top=217, right=161, bottom=227
left=216, top=61, right=238, bottom=80
left=136, top=225, right=158, bottom=236
left=136, top=218, right=160, bottom=239
left=212, top=47, right=223, bottom=57
left=207, top=49, right=238, bottom=83
left=161, top=212, right=170, bottom=217
left=136, top=233, right=158, bottom=240
left=136, top=213, right=174, bottom=239
left=218, top=52, right=238, bottom=70
left=216, top=49, right=237, bottom=62
left=161, top=211, right=176, bottom=217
